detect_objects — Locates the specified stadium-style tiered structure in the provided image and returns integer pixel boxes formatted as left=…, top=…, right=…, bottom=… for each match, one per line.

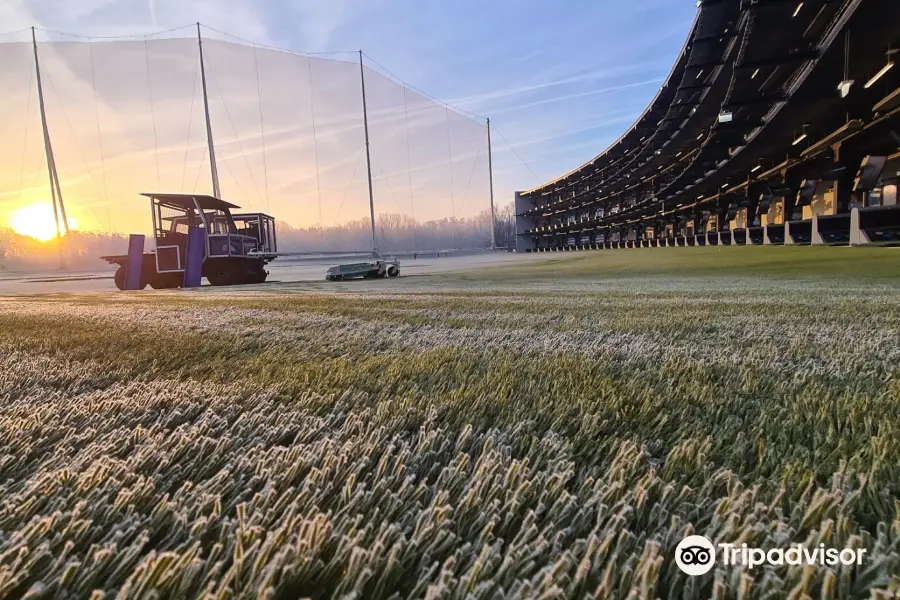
left=515, top=0, right=900, bottom=252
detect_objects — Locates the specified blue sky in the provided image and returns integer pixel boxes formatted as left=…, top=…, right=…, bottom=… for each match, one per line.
left=3, top=0, right=696, bottom=206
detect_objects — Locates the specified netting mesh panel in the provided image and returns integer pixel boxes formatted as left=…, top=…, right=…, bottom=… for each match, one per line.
left=0, top=33, right=491, bottom=252
left=0, top=40, right=45, bottom=224
left=365, top=67, right=491, bottom=251
left=36, top=38, right=208, bottom=234
left=203, top=42, right=373, bottom=250
left=304, top=55, right=369, bottom=248
left=446, top=106, right=491, bottom=248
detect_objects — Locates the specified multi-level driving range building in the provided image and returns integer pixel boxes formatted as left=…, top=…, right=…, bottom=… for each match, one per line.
left=515, top=0, right=900, bottom=252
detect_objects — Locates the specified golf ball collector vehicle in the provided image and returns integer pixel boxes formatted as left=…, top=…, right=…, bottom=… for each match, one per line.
left=326, top=257, right=400, bottom=281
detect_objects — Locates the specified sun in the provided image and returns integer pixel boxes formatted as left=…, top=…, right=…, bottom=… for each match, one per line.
left=8, top=203, right=77, bottom=242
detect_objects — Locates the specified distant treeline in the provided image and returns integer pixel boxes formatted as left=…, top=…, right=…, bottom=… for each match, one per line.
left=0, top=229, right=130, bottom=271
left=0, top=204, right=516, bottom=271
left=281, top=205, right=515, bottom=253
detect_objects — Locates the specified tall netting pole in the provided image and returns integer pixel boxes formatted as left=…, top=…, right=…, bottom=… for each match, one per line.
left=359, top=50, right=378, bottom=254
left=50, top=148, right=67, bottom=233
left=31, top=27, right=67, bottom=268
left=487, top=117, right=497, bottom=250
left=197, top=23, right=221, bottom=198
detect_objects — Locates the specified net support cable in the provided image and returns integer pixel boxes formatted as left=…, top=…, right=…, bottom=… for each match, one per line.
left=306, top=57, right=325, bottom=243
left=457, top=127, right=488, bottom=215
left=492, top=123, right=542, bottom=184
left=333, top=147, right=365, bottom=225
left=211, top=76, right=263, bottom=208
left=401, top=84, right=417, bottom=251
left=144, top=38, right=162, bottom=189
left=191, top=149, right=208, bottom=194
left=44, top=69, right=106, bottom=212
left=252, top=45, right=271, bottom=212
left=88, top=42, right=112, bottom=231
left=445, top=107, right=458, bottom=249
left=180, top=64, right=200, bottom=191
left=487, top=117, right=496, bottom=249
left=17, top=64, right=34, bottom=204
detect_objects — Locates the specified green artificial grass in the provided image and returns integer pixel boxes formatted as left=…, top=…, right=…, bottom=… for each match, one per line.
left=1, top=252, right=899, bottom=598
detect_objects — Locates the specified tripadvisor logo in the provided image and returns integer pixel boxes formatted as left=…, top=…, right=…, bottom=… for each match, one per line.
left=674, top=535, right=868, bottom=575
left=675, top=535, right=716, bottom=576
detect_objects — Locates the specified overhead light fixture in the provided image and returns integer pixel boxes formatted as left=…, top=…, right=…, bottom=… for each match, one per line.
left=865, top=61, right=894, bottom=89
left=837, top=79, right=854, bottom=98
left=675, top=151, right=682, bottom=157
left=718, top=111, right=733, bottom=123
left=792, top=2, right=803, bottom=18
left=792, top=125, right=808, bottom=146
left=751, top=164, right=762, bottom=173
left=751, top=68, right=760, bottom=79
left=721, top=182, right=730, bottom=188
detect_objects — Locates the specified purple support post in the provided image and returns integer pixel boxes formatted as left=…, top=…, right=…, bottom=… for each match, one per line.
left=183, top=226, right=205, bottom=288
left=124, top=234, right=145, bottom=290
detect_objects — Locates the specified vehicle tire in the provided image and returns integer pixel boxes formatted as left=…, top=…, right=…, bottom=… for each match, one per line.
left=248, top=263, right=267, bottom=284
left=114, top=265, right=126, bottom=290
left=206, top=264, right=235, bottom=286
left=387, top=265, right=400, bottom=277
left=149, top=273, right=182, bottom=289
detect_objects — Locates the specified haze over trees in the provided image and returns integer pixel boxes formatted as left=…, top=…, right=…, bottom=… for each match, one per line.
left=0, top=203, right=516, bottom=270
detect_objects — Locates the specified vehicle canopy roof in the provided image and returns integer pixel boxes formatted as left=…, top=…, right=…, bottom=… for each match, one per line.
left=141, top=193, right=240, bottom=211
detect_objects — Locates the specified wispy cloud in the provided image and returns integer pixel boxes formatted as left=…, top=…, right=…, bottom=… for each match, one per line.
left=448, top=61, right=663, bottom=109
left=488, top=78, right=664, bottom=116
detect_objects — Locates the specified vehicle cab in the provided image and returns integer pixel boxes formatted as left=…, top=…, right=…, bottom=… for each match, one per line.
left=148, top=194, right=276, bottom=273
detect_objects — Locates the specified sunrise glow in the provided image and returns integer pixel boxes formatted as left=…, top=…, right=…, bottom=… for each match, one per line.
left=8, top=203, right=77, bottom=242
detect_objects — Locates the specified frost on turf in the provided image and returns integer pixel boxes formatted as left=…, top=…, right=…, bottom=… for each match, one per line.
left=0, top=284, right=898, bottom=598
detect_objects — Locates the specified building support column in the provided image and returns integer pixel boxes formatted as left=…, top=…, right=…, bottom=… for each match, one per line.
left=832, top=142, right=863, bottom=214
left=811, top=213, right=824, bottom=245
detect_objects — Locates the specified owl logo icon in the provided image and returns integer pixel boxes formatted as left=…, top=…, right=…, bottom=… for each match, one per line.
left=675, top=535, right=716, bottom=576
